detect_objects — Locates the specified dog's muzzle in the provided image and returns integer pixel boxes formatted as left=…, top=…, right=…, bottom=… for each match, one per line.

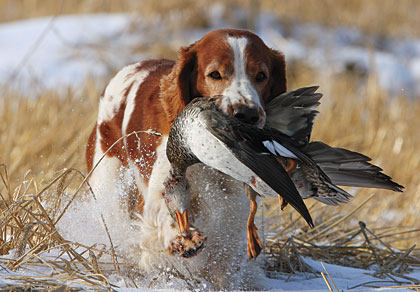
left=232, top=104, right=266, bottom=127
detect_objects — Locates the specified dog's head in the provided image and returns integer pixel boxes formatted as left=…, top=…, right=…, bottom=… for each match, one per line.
left=167, top=29, right=287, bottom=128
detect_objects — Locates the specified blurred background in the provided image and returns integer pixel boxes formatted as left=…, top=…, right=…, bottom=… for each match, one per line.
left=0, top=0, right=419, bottom=247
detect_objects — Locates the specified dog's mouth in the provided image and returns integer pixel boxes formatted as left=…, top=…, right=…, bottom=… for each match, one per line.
left=233, top=105, right=266, bottom=128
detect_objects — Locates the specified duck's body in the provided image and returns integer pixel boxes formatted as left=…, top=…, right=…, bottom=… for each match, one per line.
left=170, top=100, right=305, bottom=201
left=168, top=97, right=314, bottom=226
left=164, top=88, right=403, bottom=258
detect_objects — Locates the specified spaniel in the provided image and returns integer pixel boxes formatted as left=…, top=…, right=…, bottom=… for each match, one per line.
left=85, top=28, right=287, bottom=287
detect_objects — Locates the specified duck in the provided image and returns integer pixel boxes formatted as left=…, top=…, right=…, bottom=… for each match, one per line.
left=163, top=87, right=404, bottom=259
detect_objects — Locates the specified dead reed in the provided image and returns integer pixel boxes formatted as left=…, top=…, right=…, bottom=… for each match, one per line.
left=1, top=66, right=419, bottom=289
left=283, top=66, right=420, bottom=247
left=0, top=0, right=419, bottom=289
left=1, top=0, right=420, bottom=38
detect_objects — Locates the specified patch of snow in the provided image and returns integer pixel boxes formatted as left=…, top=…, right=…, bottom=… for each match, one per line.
left=261, top=257, right=420, bottom=292
left=1, top=6, right=419, bottom=291
left=0, top=14, right=145, bottom=92
left=260, top=20, right=420, bottom=98
left=1, top=7, right=420, bottom=98
left=2, top=249, right=418, bottom=291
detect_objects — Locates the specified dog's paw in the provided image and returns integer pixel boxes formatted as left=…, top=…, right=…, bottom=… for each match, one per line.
left=168, top=229, right=207, bottom=258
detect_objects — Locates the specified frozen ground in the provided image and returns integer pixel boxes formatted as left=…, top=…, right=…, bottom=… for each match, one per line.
left=0, top=171, right=418, bottom=291
left=1, top=7, right=419, bottom=291
left=1, top=7, right=420, bottom=98
left=1, top=249, right=419, bottom=291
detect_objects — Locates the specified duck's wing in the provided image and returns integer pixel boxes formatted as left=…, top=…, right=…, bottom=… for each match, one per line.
left=262, top=130, right=357, bottom=206
left=199, top=110, right=314, bottom=228
left=265, top=86, right=322, bottom=144
left=303, top=141, right=404, bottom=192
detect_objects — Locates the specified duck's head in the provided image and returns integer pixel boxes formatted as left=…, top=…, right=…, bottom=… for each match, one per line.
left=163, top=172, right=191, bottom=237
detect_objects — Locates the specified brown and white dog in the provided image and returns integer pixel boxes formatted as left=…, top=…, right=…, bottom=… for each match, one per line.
left=85, top=29, right=287, bottom=280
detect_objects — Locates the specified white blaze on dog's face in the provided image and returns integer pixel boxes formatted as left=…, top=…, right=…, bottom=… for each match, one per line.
left=187, top=29, right=287, bottom=128
left=219, top=36, right=266, bottom=127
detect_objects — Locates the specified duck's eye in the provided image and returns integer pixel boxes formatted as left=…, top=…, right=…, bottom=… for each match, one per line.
left=209, top=71, right=222, bottom=80
left=256, top=72, right=266, bottom=82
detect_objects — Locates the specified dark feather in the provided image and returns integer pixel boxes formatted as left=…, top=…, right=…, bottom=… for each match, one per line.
left=200, top=110, right=314, bottom=228
left=265, top=86, right=322, bottom=143
left=304, top=142, right=404, bottom=192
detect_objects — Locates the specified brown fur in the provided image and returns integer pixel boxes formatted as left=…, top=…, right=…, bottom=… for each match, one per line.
left=86, top=29, right=287, bottom=216
left=86, top=124, right=96, bottom=172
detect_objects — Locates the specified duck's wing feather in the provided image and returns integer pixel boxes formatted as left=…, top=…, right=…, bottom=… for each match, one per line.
left=265, top=86, right=322, bottom=144
left=199, top=110, right=314, bottom=228
left=303, top=141, right=404, bottom=191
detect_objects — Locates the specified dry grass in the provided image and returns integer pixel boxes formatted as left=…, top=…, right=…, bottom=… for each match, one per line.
left=0, top=81, right=98, bottom=182
left=262, top=0, right=420, bottom=38
left=1, top=1, right=420, bottom=289
left=1, top=0, right=420, bottom=38
left=0, top=167, right=139, bottom=291
left=284, top=67, right=420, bottom=239
left=1, top=65, right=419, bottom=289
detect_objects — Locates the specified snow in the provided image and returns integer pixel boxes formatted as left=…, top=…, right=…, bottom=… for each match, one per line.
left=1, top=6, right=419, bottom=291
left=272, top=258, right=420, bottom=291
left=1, top=8, right=420, bottom=98
left=1, top=171, right=418, bottom=291
left=0, top=14, right=145, bottom=91
left=258, top=20, right=420, bottom=99
left=1, top=248, right=419, bottom=291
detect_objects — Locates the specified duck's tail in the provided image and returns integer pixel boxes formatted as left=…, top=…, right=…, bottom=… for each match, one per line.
left=304, top=141, right=404, bottom=192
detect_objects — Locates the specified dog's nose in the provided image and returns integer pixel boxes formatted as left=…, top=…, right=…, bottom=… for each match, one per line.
left=233, top=106, right=260, bottom=125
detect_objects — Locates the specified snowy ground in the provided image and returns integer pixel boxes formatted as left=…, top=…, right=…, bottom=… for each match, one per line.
left=1, top=7, right=420, bottom=98
left=1, top=250, right=419, bottom=291
left=1, top=7, right=419, bottom=292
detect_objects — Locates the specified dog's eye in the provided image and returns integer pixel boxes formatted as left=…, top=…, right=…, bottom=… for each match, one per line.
left=256, top=72, right=266, bottom=82
left=209, top=71, right=222, bottom=80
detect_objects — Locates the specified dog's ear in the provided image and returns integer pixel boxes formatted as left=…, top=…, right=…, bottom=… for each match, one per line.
left=177, top=45, right=198, bottom=104
left=160, top=44, right=198, bottom=124
left=265, top=49, right=287, bottom=104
